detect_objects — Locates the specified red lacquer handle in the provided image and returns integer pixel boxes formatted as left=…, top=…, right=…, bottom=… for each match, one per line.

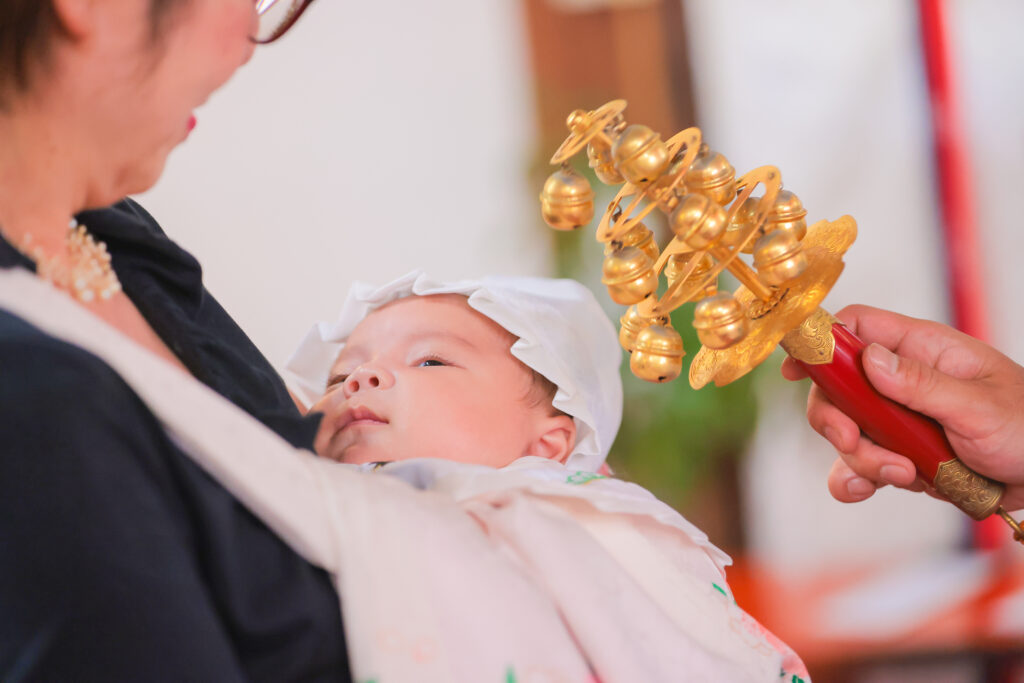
left=794, top=323, right=953, bottom=482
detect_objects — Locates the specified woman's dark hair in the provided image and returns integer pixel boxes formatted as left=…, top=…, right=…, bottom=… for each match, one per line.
left=0, top=0, right=182, bottom=106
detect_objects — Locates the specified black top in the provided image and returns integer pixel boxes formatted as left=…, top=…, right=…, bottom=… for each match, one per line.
left=0, top=200, right=350, bottom=681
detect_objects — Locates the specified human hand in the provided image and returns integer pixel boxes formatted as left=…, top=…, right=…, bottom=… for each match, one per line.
left=781, top=304, right=1024, bottom=512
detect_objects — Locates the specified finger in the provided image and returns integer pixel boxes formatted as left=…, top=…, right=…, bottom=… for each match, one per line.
left=780, top=356, right=808, bottom=381
left=805, top=386, right=917, bottom=486
left=860, top=342, right=992, bottom=430
left=837, top=431, right=919, bottom=487
left=1001, top=487, right=1024, bottom=513
left=827, top=458, right=879, bottom=503
left=805, top=384, right=862, bottom=454
left=831, top=304, right=951, bottom=356
left=836, top=305, right=990, bottom=374
left=829, top=304, right=918, bottom=347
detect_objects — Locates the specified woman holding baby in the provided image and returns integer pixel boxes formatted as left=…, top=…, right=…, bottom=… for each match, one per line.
left=1, top=0, right=1021, bottom=680
left=0, top=1, right=348, bottom=679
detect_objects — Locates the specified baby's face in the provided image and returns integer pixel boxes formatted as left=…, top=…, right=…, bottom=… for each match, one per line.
left=310, top=294, right=552, bottom=467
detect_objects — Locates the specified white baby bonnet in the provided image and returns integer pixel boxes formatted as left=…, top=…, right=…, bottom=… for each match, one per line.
left=285, top=270, right=624, bottom=472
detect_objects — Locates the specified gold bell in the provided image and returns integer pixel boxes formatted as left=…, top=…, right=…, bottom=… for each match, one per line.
left=664, top=252, right=716, bottom=296
left=724, top=196, right=763, bottom=253
left=668, top=193, right=728, bottom=250
left=766, top=189, right=807, bottom=242
left=753, top=229, right=808, bottom=287
left=611, top=124, right=671, bottom=187
left=693, top=293, right=749, bottom=349
left=604, top=221, right=660, bottom=264
left=540, top=165, right=595, bottom=231
left=588, top=140, right=625, bottom=185
left=630, top=322, right=685, bottom=383
left=601, top=245, right=657, bottom=305
left=618, top=305, right=668, bottom=353
left=684, top=145, right=737, bottom=206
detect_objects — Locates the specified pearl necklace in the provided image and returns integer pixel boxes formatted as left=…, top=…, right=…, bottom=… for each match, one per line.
left=4, top=219, right=122, bottom=303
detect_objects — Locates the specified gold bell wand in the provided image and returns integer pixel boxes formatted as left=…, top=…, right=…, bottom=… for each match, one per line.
left=539, top=100, right=1023, bottom=545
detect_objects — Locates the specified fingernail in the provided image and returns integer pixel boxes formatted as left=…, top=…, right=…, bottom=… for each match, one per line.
left=847, top=478, right=874, bottom=497
left=865, top=343, right=898, bottom=375
left=823, top=427, right=844, bottom=453
left=880, top=464, right=911, bottom=485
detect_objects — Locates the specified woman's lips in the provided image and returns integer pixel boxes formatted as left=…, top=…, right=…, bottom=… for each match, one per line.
left=187, top=114, right=197, bottom=133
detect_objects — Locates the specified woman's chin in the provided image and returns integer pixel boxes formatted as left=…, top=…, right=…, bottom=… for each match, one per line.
left=124, top=158, right=171, bottom=197
left=81, top=160, right=168, bottom=210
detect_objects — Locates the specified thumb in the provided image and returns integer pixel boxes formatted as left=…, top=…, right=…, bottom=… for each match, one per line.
left=861, top=343, right=981, bottom=428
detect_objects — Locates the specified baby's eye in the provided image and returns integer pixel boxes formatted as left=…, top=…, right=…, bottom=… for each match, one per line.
left=415, top=356, right=452, bottom=370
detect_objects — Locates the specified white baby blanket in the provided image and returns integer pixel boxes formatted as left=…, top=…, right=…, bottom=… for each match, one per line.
left=0, top=270, right=809, bottom=682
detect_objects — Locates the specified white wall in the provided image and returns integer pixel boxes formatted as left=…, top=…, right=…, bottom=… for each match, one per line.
left=138, top=1, right=544, bottom=367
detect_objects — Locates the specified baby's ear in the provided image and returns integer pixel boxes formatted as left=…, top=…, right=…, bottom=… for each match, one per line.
left=525, top=414, right=576, bottom=464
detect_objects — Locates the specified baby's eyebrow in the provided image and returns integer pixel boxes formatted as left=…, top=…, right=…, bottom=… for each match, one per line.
left=406, top=330, right=478, bottom=350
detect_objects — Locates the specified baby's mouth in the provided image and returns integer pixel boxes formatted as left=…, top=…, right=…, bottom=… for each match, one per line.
left=337, top=405, right=388, bottom=431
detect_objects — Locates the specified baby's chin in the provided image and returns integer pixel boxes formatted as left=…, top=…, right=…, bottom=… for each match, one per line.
left=330, top=445, right=435, bottom=466
left=323, top=441, right=522, bottom=467
left=327, top=445, right=391, bottom=465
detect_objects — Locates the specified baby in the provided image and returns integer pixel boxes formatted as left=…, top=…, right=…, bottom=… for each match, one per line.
left=287, top=271, right=622, bottom=473
left=285, top=271, right=809, bottom=682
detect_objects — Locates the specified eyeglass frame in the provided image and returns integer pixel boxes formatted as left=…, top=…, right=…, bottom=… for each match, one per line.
left=253, top=0, right=318, bottom=44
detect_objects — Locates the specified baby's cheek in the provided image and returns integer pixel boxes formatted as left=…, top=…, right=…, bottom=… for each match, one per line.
left=408, top=412, right=458, bottom=456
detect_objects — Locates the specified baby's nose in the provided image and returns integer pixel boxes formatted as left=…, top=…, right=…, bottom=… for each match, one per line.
left=342, top=365, right=393, bottom=397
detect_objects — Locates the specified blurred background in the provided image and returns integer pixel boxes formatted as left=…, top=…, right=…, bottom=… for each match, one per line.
left=138, top=1, right=1024, bottom=680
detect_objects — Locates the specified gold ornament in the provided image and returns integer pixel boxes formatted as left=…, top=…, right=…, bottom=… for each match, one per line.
left=601, top=245, right=657, bottom=305
left=765, top=189, right=808, bottom=242
left=779, top=307, right=838, bottom=365
left=664, top=252, right=716, bottom=297
left=604, top=221, right=659, bottom=264
left=630, top=322, right=684, bottom=383
left=689, top=217, right=855, bottom=390
left=684, top=145, right=737, bottom=206
left=566, top=108, right=591, bottom=134
left=933, top=458, right=1005, bottom=520
left=588, top=140, right=625, bottom=185
left=668, top=193, right=728, bottom=250
left=724, top=196, right=763, bottom=254
left=541, top=99, right=1024, bottom=547
left=540, top=164, right=595, bottom=231
left=753, top=229, right=808, bottom=287
left=611, top=124, right=671, bottom=187
left=618, top=305, right=669, bottom=353
left=693, top=292, right=749, bottom=349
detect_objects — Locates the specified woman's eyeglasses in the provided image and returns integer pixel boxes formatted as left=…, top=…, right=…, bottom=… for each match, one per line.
left=253, top=0, right=317, bottom=44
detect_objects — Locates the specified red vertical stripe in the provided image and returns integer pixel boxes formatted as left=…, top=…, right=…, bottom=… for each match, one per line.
left=917, top=0, right=1001, bottom=549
